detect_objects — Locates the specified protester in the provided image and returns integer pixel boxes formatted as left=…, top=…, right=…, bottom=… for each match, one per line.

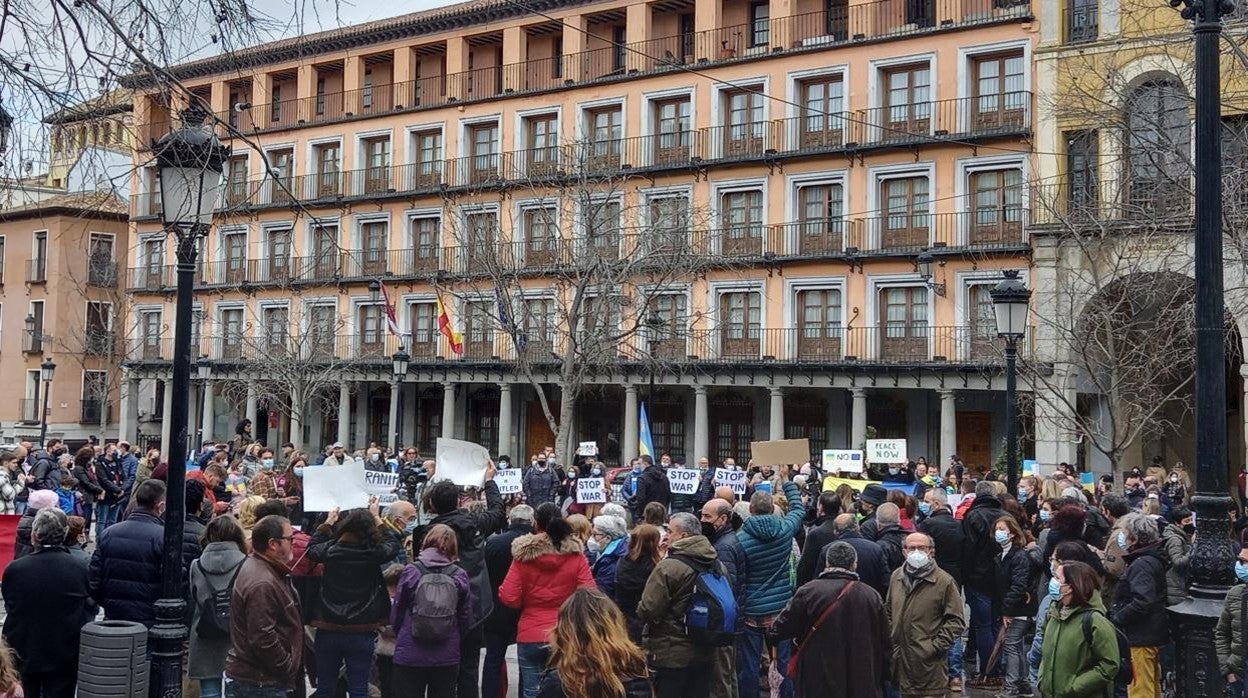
left=962, top=479, right=1007, bottom=686
left=796, top=491, right=842, bottom=587
left=0, top=455, right=24, bottom=516
left=182, top=480, right=208, bottom=571
left=701, top=496, right=746, bottom=698
left=634, top=455, right=670, bottom=515
left=887, top=532, right=966, bottom=698
left=612, top=523, right=662, bottom=643
left=995, top=515, right=1039, bottom=698
left=481, top=504, right=532, bottom=698
left=1217, top=544, right=1248, bottom=695
left=869, top=502, right=907, bottom=573
left=858, top=483, right=887, bottom=536
left=89, top=478, right=166, bottom=625
left=1037, top=561, right=1121, bottom=698
left=536, top=587, right=651, bottom=698
left=1111, top=512, right=1170, bottom=698
left=522, top=456, right=560, bottom=508
left=391, top=524, right=472, bottom=698
left=774, top=541, right=889, bottom=698
left=589, top=514, right=628, bottom=595
left=1161, top=506, right=1193, bottom=607
left=13, top=490, right=58, bottom=560
left=225, top=514, right=303, bottom=697
left=189, top=516, right=248, bottom=698
left=69, top=446, right=102, bottom=536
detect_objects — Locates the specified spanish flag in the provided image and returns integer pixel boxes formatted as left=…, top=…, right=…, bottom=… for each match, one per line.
left=436, top=295, right=463, bottom=355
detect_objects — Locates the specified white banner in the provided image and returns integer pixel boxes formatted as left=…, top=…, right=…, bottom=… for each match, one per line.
left=576, top=441, right=598, bottom=456
left=822, top=449, right=865, bottom=474
left=576, top=477, right=606, bottom=503
left=434, top=438, right=491, bottom=488
left=304, top=462, right=400, bottom=512
left=666, top=468, right=700, bottom=495
left=713, top=468, right=747, bottom=495
left=495, top=468, right=523, bottom=495
left=866, top=439, right=908, bottom=464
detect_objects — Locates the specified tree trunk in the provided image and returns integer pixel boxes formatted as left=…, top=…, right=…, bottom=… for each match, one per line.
left=289, top=385, right=304, bottom=449
left=555, top=395, right=577, bottom=465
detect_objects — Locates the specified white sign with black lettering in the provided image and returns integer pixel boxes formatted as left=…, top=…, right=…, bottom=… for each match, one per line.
left=666, top=468, right=700, bottom=495
left=713, top=468, right=747, bottom=495
left=495, top=468, right=522, bottom=495
left=576, top=477, right=606, bottom=504
left=866, top=439, right=908, bottom=464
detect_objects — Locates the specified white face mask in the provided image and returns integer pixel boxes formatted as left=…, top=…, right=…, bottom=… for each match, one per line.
left=586, top=538, right=602, bottom=554
left=906, top=550, right=930, bottom=568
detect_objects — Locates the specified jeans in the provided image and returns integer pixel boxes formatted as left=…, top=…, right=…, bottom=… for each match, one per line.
left=80, top=500, right=94, bottom=531
left=655, top=662, right=713, bottom=698
left=948, top=634, right=964, bottom=679
left=314, top=629, right=376, bottom=698
left=95, top=501, right=120, bottom=539
left=480, top=633, right=511, bottom=698
left=517, top=642, right=549, bottom=698
left=1001, top=618, right=1032, bottom=693
left=14, top=501, right=26, bottom=515
left=737, top=623, right=793, bottom=698
left=21, top=671, right=75, bottom=698
left=225, top=680, right=289, bottom=698
left=1029, top=597, right=1055, bottom=686
left=201, top=678, right=224, bottom=698
left=966, top=587, right=1000, bottom=677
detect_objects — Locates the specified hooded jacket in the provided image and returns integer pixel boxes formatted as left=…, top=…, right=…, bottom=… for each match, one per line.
left=1160, top=522, right=1192, bottom=606
left=635, top=463, right=671, bottom=514
left=737, top=481, right=806, bottom=617
left=499, top=531, right=596, bottom=644
left=391, top=548, right=472, bottom=668
left=1217, top=583, right=1248, bottom=678
left=961, top=494, right=1006, bottom=591
left=1110, top=541, right=1170, bottom=647
left=188, top=541, right=247, bottom=679
left=636, top=534, right=720, bottom=669
left=1037, top=598, right=1120, bottom=698
left=306, top=527, right=401, bottom=631
left=411, top=479, right=506, bottom=629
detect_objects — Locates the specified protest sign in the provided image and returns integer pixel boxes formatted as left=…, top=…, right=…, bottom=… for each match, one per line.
left=434, top=438, right=491, bottom=488
left=822, top=449, right=865, bottom=474
left=713, top=468, right=747, bottom=495
left=666, top=468, right=700, bottom=495
left=576, top=441, right=598, bottom=456
left=576, top=477, right=606, bottom=503
left=496, top=468, right=523, bottom=495
left=304, top=463, right=370, bottom=512
left=866, top=439, right=907, bottom=464
left=947, top=494, right=964, bottom=510
left=361, top=469, right=401, bottom=507
left=750, top=438, right=810, bottom=466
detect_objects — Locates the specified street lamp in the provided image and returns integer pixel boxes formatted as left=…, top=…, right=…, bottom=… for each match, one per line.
left=37, top=357, right=55, bottom=446
left=989, top=269, right=1028, bottom=496
left=1168, top=0, right=1237, bottom=693
left=391, top=347, right=410, bottom=453
left=369, top=279, right=381, bottom=303
left=152, top=106, right=229, bottom=696
left=916, top=249, right=947, bottom=297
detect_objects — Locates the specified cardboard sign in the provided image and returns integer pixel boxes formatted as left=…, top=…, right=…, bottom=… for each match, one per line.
left=576, top=477, right=606, bottom=503
left=495, top=468, right=523, bottom=495
left=434, top=438, right=491, bottom=488
left=576, top=441, right=599, bottom=456
left=866, top=439, right=907, bottom=464
left=822, top=449, right=865, bottom=474
left=666, top=468, right=700, bottom=495
left=750, top=438, right=810, bottom=467
left=713, top=468, right=747, bottom=495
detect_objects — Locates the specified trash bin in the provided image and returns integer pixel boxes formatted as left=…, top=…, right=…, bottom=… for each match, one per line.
left=77, top=620, right=149, bottom=697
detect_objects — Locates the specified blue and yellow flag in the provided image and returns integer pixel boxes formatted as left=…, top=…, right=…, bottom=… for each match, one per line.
left=639, top=402, right=655, bottom=459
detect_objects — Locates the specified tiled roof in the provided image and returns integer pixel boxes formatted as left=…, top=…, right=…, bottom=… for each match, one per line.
left=0, top=190, right=128, bottom=221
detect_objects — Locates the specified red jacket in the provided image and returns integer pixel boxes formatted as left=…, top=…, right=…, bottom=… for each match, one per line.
left=499, top=532, right=595, bottom=643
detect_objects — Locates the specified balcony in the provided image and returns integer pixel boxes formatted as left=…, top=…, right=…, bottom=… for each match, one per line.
left=26, top=259, right=47, bottom=284
left=1064, top=4, right=1098, bottom=44
left=87, top=257, right=119, bottom=287
left=1029, top=182, right=1193, bottom=228
left=18, top=399, right=39, bottom=423
left=22, top=332, right=45, bottom=354
left=80, top=399, right=113, bottom=424
left=84, top=330, right=116, bottom=357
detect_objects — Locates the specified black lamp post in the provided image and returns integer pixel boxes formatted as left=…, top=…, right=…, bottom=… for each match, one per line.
left=916, top=249, right=947, bottom=297
left=392, top=348, right=410, bottom=452
left=151, top=106, right=229, bottom=697
left=1169, top=0, right=1237, bottom=694
left=989, top=270, right=1029, bottom=496
left=37, top=357, right=55, bottom=446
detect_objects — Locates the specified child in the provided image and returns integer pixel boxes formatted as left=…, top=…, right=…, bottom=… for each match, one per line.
left=57, top=475, right=81, bottom=516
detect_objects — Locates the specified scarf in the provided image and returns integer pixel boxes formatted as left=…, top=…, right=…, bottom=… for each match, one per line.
left=902, top=557, right=937, bottom=591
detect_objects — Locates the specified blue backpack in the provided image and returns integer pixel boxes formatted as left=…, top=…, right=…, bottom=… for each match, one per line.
left=673, top=556, right=738, bottom=647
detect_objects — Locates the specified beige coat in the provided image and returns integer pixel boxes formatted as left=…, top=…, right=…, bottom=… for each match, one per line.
left=886, top=565, right=966, bottom=697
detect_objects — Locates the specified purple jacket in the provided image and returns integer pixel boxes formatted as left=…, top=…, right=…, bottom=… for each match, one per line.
left=391, top=548, right=472, bottom=668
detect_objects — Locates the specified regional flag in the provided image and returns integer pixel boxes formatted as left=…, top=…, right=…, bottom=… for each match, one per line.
left=379, top=280, right=402, bottom=338
left=436, top=294, right=464, bottom=354
left=639, top=402, right=655, bottom=459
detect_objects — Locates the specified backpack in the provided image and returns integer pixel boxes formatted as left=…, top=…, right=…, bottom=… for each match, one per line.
left=194, top=559, right=243, bottom=640
left=1082, top=609, right=1133, bottom=686
left=673, top=556, right=737, bottom=647
left=409, top=562, right=462, bottom=643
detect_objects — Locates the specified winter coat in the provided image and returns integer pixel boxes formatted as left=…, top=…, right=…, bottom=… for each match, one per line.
left=72, top=463, right=104, bottom=502
left=918, top=508, right=966, bottom=588
left=183, top=516, right=206, bottom=575
left=482, top=521, right=532, bottom=642
left=536, top=671, right=652, bottom=698
left=636, top=534, right=720, bottom=669
left=737, top=481, right=806, bottom=617
left=12, top=509, right=35, bottom=560
left=1161, top=522, right=1192, bottom=606
left=1, top=546, right=96, bottom=675
left=391, top=548, right=472, bottom=668
left=961, top=494, right=1006, bottom=592
left=522, top=466, right=560, bottom=508
left=710, top=523, right=748, bottom=606
left=995, top=544, right=1040, bottom=618
left=886, top=564, right=966, bottom=696
left=499, top=531, right=596, bottom=644
left=612, top=553, right=657, bottom=642
left=774, top=569, right=889, bottom=698
left=0, top=468, right=25, bottom=514
left=871, top=523, right=907, bottom=574
left=592, top=536, right=628, bottom=597
left=634, top=464, right=670, bottom=513
left=94, top=458, right=124, bottom=504
left=823, top=531, right=890, bottom=598
left=1037, top=599, right=1120, bottom=698
left=1217, top=583, right=1248, bottom=678
left=1110, top=541, right=1171, bottom=647
left=118, top=452, right=139, bottom=498
left=796, top=516, right=838, bottom=588
left=620, top=469, right=643, bottom=508
left=27, top=450, right=59, bottom=492
left=306, top=528, right=401, bottom=631
left=188, top=542, right=247, bottom=679
left=224, top=554, right=303, bottom=689
left=89, top=510, right=165, bottom=625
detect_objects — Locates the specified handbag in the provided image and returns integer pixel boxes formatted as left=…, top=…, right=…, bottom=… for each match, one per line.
left=786, top=581, right=856, bottom=678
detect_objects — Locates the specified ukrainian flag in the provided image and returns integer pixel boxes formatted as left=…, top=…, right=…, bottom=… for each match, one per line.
left=639, top=402, right=655, bottom=459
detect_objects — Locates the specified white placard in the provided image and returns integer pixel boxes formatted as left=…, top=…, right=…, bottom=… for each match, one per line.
left=576, top=477, right=606, bottom=503
left=434, top=438, right=491, bottom=488
left=303, top=463, right=369, bottom=512
left=822, top=449, right=865, bottom=474
left=576, top=441, right=599, bottom=456
left=666, top=468, right=700, bottom=495
left=947, top=494, right=964, bottom=511
left=866, top=439, right=908, bottom=464
left=361, top=469, right=401, bottom=507
left=495, top=468, right=523, bottom=495
left=713, top=468, right=747, bottom=495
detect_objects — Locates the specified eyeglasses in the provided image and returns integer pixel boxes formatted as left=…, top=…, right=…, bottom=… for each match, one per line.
left=275, top=535, right=295, bottom=543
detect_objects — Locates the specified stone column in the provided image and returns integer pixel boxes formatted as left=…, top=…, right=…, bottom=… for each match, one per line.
left=623, top=385, right=639, bottom=461
left=159, top=379, right=174, bottom=455
left=201, top=380, right=216, bottom=442
left=693, top=385, right=709, bottom=461
left=442, top=384, right=456, bottom=440
left=1240, top=365, right=1248, bottom=469
left=118, top=374, right=138, bottom=443
left=337, top=382, right=351, bottom=447
left=245, top=383, right=258, bottom=432
left=850, top=388, right=868, bottom=449
left=187, top=383, right=200, bottom=446
left=356, top=384, right=371, bottom=448
left=939, top=389, right=958, bottom=465
left=498, top=383, right=514, bottom=458
left=1034, top=367, right=1078, bottom=469
left=389, top=380, right=402, bottom=453
left=769, top=387, right=785, bottom=441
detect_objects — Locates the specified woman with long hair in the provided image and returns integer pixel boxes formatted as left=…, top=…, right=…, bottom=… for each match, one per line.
left=69, top=446, right=103, bottom=538
left=0, top=636, right=21, bottom=698
left=536, top=588, right=650, bottom=698
left=611, top=523, right=663, bottom=643
left=188, top=516, right=248, bottom=698
left=391, top=524, right=470, bottom=698
left=307, top=502, right=402, bottom=698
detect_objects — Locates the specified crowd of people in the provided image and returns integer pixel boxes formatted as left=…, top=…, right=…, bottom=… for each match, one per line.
left=2, top=425, right=1246, bottom=698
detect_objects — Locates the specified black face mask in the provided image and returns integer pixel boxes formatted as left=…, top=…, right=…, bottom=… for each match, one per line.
left=701, top=521, right=717, bottom=539
left=1183, top=524, right=1196, bottom=536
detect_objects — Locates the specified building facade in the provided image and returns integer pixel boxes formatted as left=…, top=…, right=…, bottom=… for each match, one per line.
left=123, top=0, right=1037, bottom=467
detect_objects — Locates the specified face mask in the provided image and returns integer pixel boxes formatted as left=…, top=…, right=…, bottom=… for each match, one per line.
left=1018, top=488, right=1029, bottom=501
left=1237, top=561, right=1248, bottom=584
left=701, top=521, right=717, bottom=539
left=633, top=465, right=642, bottom=474
left=995, top=530, right=1009, bottom=545
left=591, top=468, right=602, bottom=477
left=1183, top=524, right=1196, bottom=536
left=1039, top=510, right=1052, bottom=523
left=1048, top=578, right=1062, bottom=598
left=1117, top=531, right=1128, bottom=550
left=262, top=458, right=274, bottom=469
left=905, top=550, right=930, bottom=568
left=371, top=453, right=381, bottom=462
left=403, top=519, right=418, bottom=535
left=586, top=538, right=602, bottom=554
left=888, top=467, right=899, bottom=475
left=1171, top=475, right=1179, bottom=483
left=918, top=502, right=932, bottom=516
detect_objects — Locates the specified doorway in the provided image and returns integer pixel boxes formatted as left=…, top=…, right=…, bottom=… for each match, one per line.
left=956, top=411, right=993, bottom=475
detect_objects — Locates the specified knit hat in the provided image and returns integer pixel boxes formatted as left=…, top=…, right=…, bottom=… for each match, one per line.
left=28, top=490, right=58, bottom=511
left=861, top=483, right=888, bottom=506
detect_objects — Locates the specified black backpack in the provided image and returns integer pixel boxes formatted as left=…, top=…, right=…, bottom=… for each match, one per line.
left=1081, top=609, right=1133, bottom=686
left=194, top=559, right=243, bottom=640
left=409, top=562, right=462, bottom=642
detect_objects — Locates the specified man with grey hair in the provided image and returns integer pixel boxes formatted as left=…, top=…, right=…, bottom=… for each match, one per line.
left=482, top=503, right=534, bottom=698
left=3, top=506, right=96, bottom=698
left=870, top=502, right=908, bottom=573
left=888, top=532, right=966, bottom=698
left=1111, top=512, right=1169, bottom=697
left=638, top=512, right=725, bottom=697
left=775, top=540, right=889, bottom=697
left=826, top=512, right=889, bottom=596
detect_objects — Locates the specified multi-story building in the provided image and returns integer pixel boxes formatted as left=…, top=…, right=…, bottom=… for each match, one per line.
left=123, top=0, right=1036, bottom=467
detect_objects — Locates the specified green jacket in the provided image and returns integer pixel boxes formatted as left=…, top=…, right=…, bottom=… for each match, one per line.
left=886, top=565, right=965, bottom=696
left=1037, top=598, right=1120, bottom=698
left=637, top=534, right=720, bottom=669
left=1216, top=583, right=1247, bottom=677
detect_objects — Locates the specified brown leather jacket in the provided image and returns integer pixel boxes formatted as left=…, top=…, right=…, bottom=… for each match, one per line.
left=224, top=554, right=303, bottom=689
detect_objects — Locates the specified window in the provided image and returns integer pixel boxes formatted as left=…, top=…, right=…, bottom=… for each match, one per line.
left=551, top=38, right=563, bottom=79
left=523, top=207, right=560, bottom=267
left=81, top=371, right=109, bottom=424
left=680, top=14, right=695, bottom=59
left=1065, top=130, right=1099, bottom=216
left=720, top=190, right=764, bottom=256
left=266, top=227, right=291, bottom=280
left=647, top=195, right=690, bottom=253
left=883, top=65, right=931, bottom=136
left=363, top=68, right=374, bottom=110
left=587, top=200, right=622, bottom=259
left=799, top=75, right=846, bottom=148
left=653, top=97, right=692, bottom=164
left=225, top=155, right=249, bottom=205
left=270, top=83, right=283, bottom=122
left=1125, top=79, right=1189, bottom=215
left=647, top=294, right=687, bottom=359
left=412, top=130, right=443, bottom=186
left=190, top=308, right=203, bottom=355
left=140, top=310, right=163, bottom=359
left=314, top=143, right=341, bottom=197
left=312, top=224, right=339, bottom=280
left=0, top=236, right=6, bottom=284
left=967, top=284, right=997, bottom=358
left=525, top=115, right=560, bottom=175
left=85, top=302, right=113, bottom=356
left=307, top=304, right=337, bottom=359
left=722, top=88, right=765, bottom=156
left=1224, top=118, right=1248, bottom=209
left=22, top=371, right=38, bottom=422
left=587, top=107, right=623, bottom=170
left=261, top=305, right=290, bottom=354
left=881, top=176, right=930, bottom=249
left=220, top=308, right=245, bottom=359
left=88, top=233, right=115, bottom=286
left=1067, top=0, right=1098, bottom=43
left=268, top=148, right=294, bottom=203
left=222, top=231, right=247, bottom=283
left=410, top=216, right=441, bottom=272
left=361, top=220, right=388, bottom=275
left=969, top=168, right=1023, bottom=244
left=468, top=123, right=500, bottom=183
left=30, top=231, right=47, bottom=283
left=613, top=26, right=627, bottom=72
left=464, top=300, right=495, bottom=358
left=905, top=0, right=935, bottom=28
left=710, top=396, right=752, bottom=464
left=749, top=1, right=770, bottom=47
left=797, top=183, right=845, bottom=254
left=972, top=53, right=1026, bottom=129
left=358, top=304, right=384, bottom=357
left=879, top=287, right=928, bottom=360
left=316, top=77, right=327, bottom=116
left=521, top=298, right=558, bottom=352
left=582, top=294, right=623, bottom=349
left=719, top=291, right=761, bottom=358
left=362, top=137, right=391, bottom=193
left=796, top=289, right=842, bottom=359
left=465, top=211, right=499, bottom=266
left=409, top=303, right=438, bottom=357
